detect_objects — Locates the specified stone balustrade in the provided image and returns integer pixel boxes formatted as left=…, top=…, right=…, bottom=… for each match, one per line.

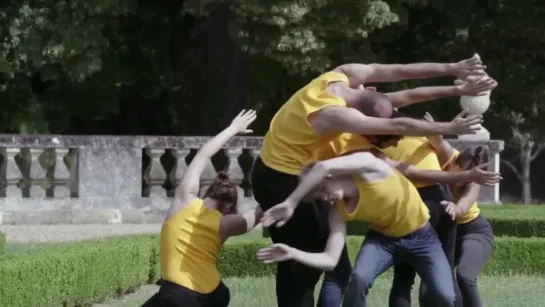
left=0, top=135, right=504, bottom=224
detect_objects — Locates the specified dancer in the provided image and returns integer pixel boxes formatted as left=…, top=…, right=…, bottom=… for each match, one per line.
left=141, top=110, right=262, bottom=307
left=258, top=148, right=501, bottom=307
left=252, top=56, right=489, bottom=307
left=424, top=112, right=495, bottom=307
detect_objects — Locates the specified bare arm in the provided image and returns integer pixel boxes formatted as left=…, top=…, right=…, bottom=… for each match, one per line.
left=176, top=110, right=256, bottom=203
left=385, top=86, right=462, bottom=109
left=312, top=106, right=458, bottom=136
left=176, top=126, right=239, bottom=202
left=422, top=112, right=457, bottom=167
left=427, top=137, right=457, bottom=169
left=289, top=208, right=346, bottom=271
left=375, top=152, right=476, bottom=185
left=456, top=183, right=480, bottom=215
left=219, top=207, right=263, bottom=242
left=333, top=63, right=456, bottom=86
left=285, top=152, right=380, bottom=205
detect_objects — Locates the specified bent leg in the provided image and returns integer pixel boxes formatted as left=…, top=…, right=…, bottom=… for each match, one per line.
left=342, top=231, right=396, bottom=307
left=403, top=227, right=455, bottom=307
left=388, top=263, right=416, bottom=307
left=318, top=245, right=352, bottom=307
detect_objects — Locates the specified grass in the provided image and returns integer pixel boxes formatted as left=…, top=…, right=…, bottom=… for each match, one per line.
left=480, top=204, right=545, bottom=220
left=101, top=274, right=545, bottom=307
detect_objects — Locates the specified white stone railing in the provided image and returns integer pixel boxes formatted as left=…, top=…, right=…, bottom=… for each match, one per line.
left=0, top=135, right=504, bottom=224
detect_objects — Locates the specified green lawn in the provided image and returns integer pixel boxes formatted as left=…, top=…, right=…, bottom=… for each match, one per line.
left=102, top=274, right=545, bottom=307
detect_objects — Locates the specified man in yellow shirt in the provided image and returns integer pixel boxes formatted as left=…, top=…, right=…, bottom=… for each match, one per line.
left=251, top=56, right=496, bottom=307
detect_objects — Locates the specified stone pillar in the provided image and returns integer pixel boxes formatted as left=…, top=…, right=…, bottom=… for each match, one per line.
left=198, top=158, right=217, bottom=197
left=171, top=148, right=191, bottom=192
left=225, top=148, right=246, bottom=212
left=53, top=148, right=71, bottom=198
left=5, top=148, right=22, bottom=200
left=29, top=149, right=46, bottom=198
left=446, top=139, right=504, bottom=204
left=146, top=148, right=167, bottom=198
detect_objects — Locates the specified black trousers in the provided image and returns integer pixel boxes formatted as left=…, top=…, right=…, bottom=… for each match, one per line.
left=389, top=184, right=462, bottom=307
left=455, top=214, right=494, bottom=307
left=141, top=279, right=230, bottom=307
left=251, top=157, right=351, bottom=307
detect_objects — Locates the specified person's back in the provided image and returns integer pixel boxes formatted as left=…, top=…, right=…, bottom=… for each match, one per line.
left=338, top=166, right=429, bottom=237
left=261, top=72, right=350, bottom=175
left=142, top=110, right=261, bottom=307
left=160, top=198, right=222, bottom=294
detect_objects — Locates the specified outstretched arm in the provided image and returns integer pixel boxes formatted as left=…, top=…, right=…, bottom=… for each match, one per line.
left=312, top=106, right=482, bottom=136
left=285, top=152, right=379, bottom=206
left=372, top=150, right=499, bottom=186
left=385, top=86, right=462, bottom=109
left=176, top=110, right=256, bottom=202
left=288, top=209, right=346, bottom=271
left=422, top=112, right=457, bottom=167
left=332, top=55, right=484, bottom=86
left=220, top=206, right=263, bottom=242
left=258, top=208, right=346, bottom=271
left=333, top=63, right=456, bottom=86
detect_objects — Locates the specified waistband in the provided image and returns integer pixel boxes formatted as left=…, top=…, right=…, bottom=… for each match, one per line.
left=400, top=222, right=432, bottom=239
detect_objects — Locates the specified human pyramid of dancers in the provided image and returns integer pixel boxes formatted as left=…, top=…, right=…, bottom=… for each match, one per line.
left=143, top=55, right=501, bottom=307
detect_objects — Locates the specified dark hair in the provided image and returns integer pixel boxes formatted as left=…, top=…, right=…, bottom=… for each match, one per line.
left=456, top=146, right=489, bottom=170
left=204, top=172, right=238, bottom=214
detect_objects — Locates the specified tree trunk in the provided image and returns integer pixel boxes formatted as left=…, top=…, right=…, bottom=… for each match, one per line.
left=521, top=149, right=532, bottom=204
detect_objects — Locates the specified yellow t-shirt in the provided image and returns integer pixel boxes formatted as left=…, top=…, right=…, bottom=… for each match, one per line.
left=379, top=137, right=442, bottom=188
left=337, top=170, right=430, bottom=237
left=260, top=72, right=350, bottom=175
left=315, top=133, right=372, bottom=161
left=160, top=198, right=222, bottom=293
left=443, top=150, right=480, bottom=224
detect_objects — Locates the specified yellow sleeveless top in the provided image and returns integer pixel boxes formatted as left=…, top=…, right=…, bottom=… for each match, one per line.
left=315, top=133, right=372, bottom=161
left=337, top=170, right=430, bottom=237
left=260, top=72, right=350, bottom=175
left=379, top=137, right=442, bottom=188
left=444, top=150, right=480, bottom=224
left=160, top=198, right=222, bottom=293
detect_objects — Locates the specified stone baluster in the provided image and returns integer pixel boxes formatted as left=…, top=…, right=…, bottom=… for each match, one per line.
left=248, top=149, right=260, bottom=188
left=53, top=148, right=71, bottom=198
left=198, top=157, right=217, bottom=197
left=225, top=148, right=245, bottom=210
left=171, top=149, right=191, bottom=190
left=5, top=148, right=23, bottom=199
left=29, top=148, right=46, bottom=198
left=146, top=148, right=167, bottom=198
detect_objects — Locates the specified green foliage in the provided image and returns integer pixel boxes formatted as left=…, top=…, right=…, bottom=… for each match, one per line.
left=265, top=205, right=545, bottom=238
left=1, top=234, right=544, bottom=307
left=0, top=232, right=6, bottom=256
left=0, top=235, right=156, bottom=307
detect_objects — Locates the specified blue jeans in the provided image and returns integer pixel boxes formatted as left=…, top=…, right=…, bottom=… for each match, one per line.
left=317, top=245, right=352, bottom=307
left=342, top=224, right=455, bottom=307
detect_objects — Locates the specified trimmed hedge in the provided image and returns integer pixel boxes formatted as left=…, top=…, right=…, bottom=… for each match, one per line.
left=0, top=232, right=6, bottom=256
left=1, top=235, right=545, bottom=307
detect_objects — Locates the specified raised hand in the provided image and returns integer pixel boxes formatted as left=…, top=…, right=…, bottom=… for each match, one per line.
left=256, top=243, right=293, bottom=264
left=261, top=200, right=296, bottom=227
left=457, top=76, right=498, bottom=96
left=449, top=111, right=483, bottom=135
left=230, top=109, right=257, bottom=134
left=451, top=54, right=487, bottom=79
left=468, top=163, right=502, bottom=186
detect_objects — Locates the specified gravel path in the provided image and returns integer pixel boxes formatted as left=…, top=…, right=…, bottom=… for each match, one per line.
left=0, top=224, right=161, bottom=243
